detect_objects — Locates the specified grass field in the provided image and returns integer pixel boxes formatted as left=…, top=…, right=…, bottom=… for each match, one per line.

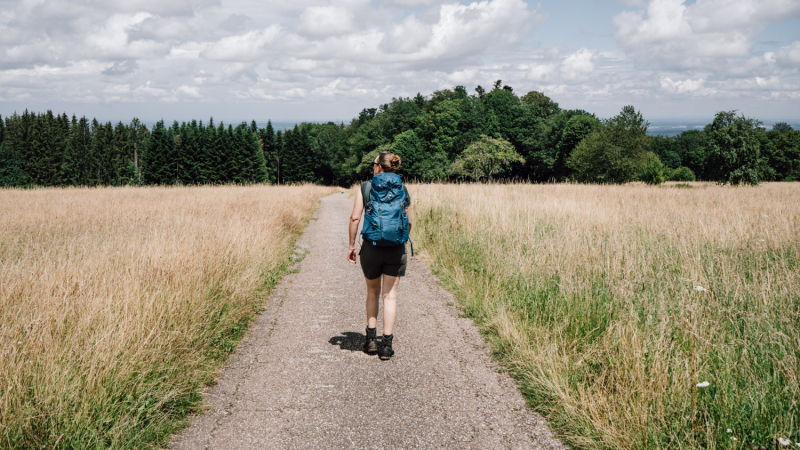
left=0, top=185, right=333, bottom=449
left=410, top=182, right=800, bottom=449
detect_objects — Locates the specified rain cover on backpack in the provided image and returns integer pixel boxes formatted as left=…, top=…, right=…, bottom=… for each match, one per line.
left=361, top=173, right=409, bottom=246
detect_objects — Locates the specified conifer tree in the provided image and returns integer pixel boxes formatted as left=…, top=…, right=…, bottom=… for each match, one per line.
left=90, top=121, right=114, bottom=185
left=275, top=129, right=284, bottom=184
left=179, top=121, right=198, bottom=184
left=141, top=121, right=173, bottom=185
left=282, top=125, right=314, bottom=183
left=61, top=116, right=91, bottom=186
left=35, top=110, right=67, bottom=186
left=261, top=120, right=276, bottom=182
left=214, top=123, right=234, bottom=183
left=112, top=122, right=134, bottom=185
left=27, top=112, right=66, bottom=186
left=208, top=122, right=227, bottom=183
left=281, top=127, right=297, bottom=182
left=191, top=121, right=210, bottom=184
left=222, top=124, right=241, bottom=183
left=26, top=113, right=45, bottom=185
left=11, top=110, right=33, bottom=185
left=203, top=119, right=223, bottom=183
left=128, top=118, right=149, bottom=184
left=234, top=124, right=268, bottom=183
left=0, top=141, right=27, bottom=187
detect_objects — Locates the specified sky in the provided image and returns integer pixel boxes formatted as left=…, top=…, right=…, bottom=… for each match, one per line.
left=1, top=0, right=799, bottom=126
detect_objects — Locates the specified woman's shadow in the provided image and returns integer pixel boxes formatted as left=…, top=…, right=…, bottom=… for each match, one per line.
left=329, top=331, right=366, bottom=352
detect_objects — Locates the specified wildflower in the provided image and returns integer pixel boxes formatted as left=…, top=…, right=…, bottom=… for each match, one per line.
left=778, top=438, right=790, bottom=446
left=696, top=381, right=710, bottom=388
left=694, top=286, right=707, bottom=292
left=727, top=429, right=733, bottom=433
left=731, top=437, right=737, bottom=441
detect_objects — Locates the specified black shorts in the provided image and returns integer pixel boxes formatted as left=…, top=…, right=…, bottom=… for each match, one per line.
left=359, top=242, right=407, bottom=280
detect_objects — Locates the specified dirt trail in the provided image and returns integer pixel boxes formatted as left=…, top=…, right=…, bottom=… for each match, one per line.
left=170, top=193, right=565, bottom=449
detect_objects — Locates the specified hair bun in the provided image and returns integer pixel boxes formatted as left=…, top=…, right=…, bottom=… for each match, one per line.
left=390, top=154, right=401, bottom=169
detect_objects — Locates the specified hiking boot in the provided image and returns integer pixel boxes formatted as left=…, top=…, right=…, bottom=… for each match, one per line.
left=378, top=334, right=394, bottom=360
left=363, top=328, right=378, bottom=354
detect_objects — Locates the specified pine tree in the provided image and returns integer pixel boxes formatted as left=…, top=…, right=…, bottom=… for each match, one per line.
left=112, top=122, right=133, bottom=185
left=90, top=121, right=114, bottom=185
left=53, top=113, right=70, bottom=185
left=25, top=113, right=43, bottom=185
left=129, top=118, right=149, bottom=184
left=234, top=124, right=268, bottom=183
left=222, top=124, right=239, bottom=183
left=194, top=120, right=211, bottom=184
left=11, top=111, right=32, bottom=185
left=281, top=127, right=297, bottom=182
left=261, top=120, right=276, bottom=183
left=282, top=125, right=314, bottom=183
left=0, top=141, right=27, bottom=187
left=37, top=110, right=66, bottom=186
left=208, top=122, right=227, bottom=183
left=168, top=121, right=182, bottom=185
left=61, top=116, right=91, bottom=186
left=274, top=129, right=284, bottom=184
left=203, top=120, right=223, bottom=183
left=27, top=113, right=53, bottom=186
left=141, top=121, right=173, bottom=185
left=185, top=122, right=197, bottom=184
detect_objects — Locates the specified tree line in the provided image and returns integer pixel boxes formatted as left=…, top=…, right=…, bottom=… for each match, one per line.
left=2, top=81, right=798, bottom=187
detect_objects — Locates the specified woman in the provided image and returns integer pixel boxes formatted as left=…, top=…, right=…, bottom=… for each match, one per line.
left=347, top=151, right=411, bottom=360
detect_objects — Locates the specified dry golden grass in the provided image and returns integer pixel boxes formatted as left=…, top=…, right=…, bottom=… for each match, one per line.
left=410, top=182, right=800, bottom=449
left=0, top=184, right=333, bottom=449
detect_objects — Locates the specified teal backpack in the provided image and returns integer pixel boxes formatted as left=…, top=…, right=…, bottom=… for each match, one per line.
left=361, top=173, right=413, bottom=254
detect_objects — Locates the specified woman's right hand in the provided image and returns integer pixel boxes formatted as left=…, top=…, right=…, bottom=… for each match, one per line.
left=347, top=248, right=357, bottom=264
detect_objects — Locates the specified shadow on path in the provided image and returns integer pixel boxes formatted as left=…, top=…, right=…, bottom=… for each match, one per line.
left=329, top=332, right=365, bottom=352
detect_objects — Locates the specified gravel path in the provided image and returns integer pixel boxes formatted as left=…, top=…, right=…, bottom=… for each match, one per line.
left=170, top=192, right=565, bottom=449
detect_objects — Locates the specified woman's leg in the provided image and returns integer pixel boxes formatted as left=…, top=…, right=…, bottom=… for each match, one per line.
left=365, top=276, right=381, bottom=329
left=381, top=274, right=400, bottom=335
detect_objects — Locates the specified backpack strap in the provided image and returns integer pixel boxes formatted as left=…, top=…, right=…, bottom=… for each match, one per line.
left=361, top=180, right=372, bottom=210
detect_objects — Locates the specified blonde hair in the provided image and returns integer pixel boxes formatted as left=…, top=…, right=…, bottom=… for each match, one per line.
left=377, top=152, right=401, bottom=173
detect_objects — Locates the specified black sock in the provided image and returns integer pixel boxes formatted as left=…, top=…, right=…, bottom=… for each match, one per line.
left=382, top=334, right=393, bottom=345
left=366, top=327, right=376, bottom=338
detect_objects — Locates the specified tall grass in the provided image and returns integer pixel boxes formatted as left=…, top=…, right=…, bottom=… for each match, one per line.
left=0, top=185, right=332, bottom=449
left=410, top=182, right=800, bottom=449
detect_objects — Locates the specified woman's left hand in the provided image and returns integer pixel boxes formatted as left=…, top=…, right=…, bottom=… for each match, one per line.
left=347, top=248, right=357, bottom=264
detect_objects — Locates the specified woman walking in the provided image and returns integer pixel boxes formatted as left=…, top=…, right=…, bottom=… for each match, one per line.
left=347, top=151, right=411, bottom=360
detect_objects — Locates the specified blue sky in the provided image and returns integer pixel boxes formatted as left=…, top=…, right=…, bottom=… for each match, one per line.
left=0, top=0, right=798, bottom=126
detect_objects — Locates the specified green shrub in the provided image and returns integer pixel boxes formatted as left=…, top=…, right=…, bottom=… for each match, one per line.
left=668, top=166, right=696, bottom=181
left=639, top=153, right=665, bottom=185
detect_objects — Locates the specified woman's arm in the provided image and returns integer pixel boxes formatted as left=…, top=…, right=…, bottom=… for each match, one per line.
left=348, top=188, right=364, bottom=264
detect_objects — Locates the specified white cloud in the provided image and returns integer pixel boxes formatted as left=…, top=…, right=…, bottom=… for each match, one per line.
left=201, top=25, right=281, bottom=61
left=561, top=48, right=597, bottom=80
left=660, top=77, right=705, bottom=94
left=297, top=2, right=360, bottom=37
left=613, top=0, right=800, bottom=72
left=103, top=84, right=132, bottom=94
left=528, top=63, right=556, bottom=82
left=85, top=12, right=170, bottom=59
left=776, top=41, right=800, bottom=66
left=176, top=85, right=201, bottom=98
